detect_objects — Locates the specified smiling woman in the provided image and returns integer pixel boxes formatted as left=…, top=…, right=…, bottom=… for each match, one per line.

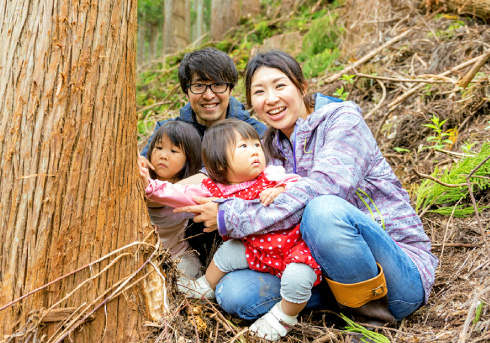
left=249, top=67, right=309, bottom=138
left=174, top=50, right=438, bottom=341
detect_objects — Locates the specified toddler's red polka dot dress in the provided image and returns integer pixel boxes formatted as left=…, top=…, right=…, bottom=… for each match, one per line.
left=203, top=173, right=322, bottom=285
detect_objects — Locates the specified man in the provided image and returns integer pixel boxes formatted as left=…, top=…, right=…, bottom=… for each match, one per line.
left=140, top=47, right=266, bottom=159
left=140, top=47, right=266, bottom=266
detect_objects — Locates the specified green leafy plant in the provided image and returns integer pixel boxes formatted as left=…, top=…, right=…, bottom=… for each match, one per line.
left=423, top=115, right=453, bottom=150
left=430, top=19, right=465, bottom=39
left=416, top=142, right=490, bottom=217
left=340, top=74, right=356, bottom=84
left=333, top=86, right=349, bottom=101
left=298, top=12, right=343, bottom=78
left=485, top=121, right=490, bottom=130
left=473, top=301, right=484, bottom=325
left=393, top=147, right=410, bottom=153
left=462, top=140, right=476, bottom=154
left=341, top=314, right=390, bottom=343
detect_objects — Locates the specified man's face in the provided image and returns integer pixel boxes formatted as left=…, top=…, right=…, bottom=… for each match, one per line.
left=187, top=73, right=232, bottom=127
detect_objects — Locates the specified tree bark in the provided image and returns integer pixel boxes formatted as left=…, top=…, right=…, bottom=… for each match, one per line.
left=164, top=0, right=191, bottom=53
left=242, top=0, right=261, bottom=18
left=193, top=0, right=205, bottom=45
left=211, top=0, right=240, bottom=41
left=0, top=0, right=165, bottom=341
left=280, top=0, right=298, bottom=16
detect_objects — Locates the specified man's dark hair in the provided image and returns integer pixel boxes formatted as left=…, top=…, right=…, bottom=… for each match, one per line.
left=202, top=119, right=264, bottom=185
left=147, top=121, right=202, bottom=182
left=178, top=47, right=238, bottom=94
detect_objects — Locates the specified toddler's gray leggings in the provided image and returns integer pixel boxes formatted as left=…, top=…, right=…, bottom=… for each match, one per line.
left=213, top=239, right=317, bottom=304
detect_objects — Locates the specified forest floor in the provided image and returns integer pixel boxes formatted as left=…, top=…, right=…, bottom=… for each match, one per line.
left=139, top=3, right=490, bottom=343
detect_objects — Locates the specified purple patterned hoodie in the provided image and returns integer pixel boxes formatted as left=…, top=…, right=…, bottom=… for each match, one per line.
left=216, top=94, right=438, bottom=302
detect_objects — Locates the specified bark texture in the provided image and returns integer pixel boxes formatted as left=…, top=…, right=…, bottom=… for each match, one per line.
left=0, top=1, right=163, bottom=341
left=164, top=0, right=191, bottom=53
left=211, top=0, right=240, bottom=41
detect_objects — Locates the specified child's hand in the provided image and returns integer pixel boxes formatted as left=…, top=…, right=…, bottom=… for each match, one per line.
left=260, top=186, right=285, bottom=206
left=138, top=158, right=150, bottom=189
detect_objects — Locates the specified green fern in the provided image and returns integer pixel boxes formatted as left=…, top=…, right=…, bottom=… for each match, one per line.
left=416, top=142, right=490, bottom=217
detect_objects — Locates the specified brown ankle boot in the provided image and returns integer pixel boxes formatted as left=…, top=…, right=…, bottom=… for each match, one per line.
left=340, top=295, right=397, bottom=326
left=326, top=263, right=397, bottom=327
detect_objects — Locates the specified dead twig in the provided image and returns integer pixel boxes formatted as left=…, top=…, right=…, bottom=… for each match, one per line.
left=364, top=78, right=386, bottom=120
left=0, top=240, right=155, bottom=312
left=413, top=168, right=467, bottom=188
left=356, top=72, right=455, bottom=84
left=137, top=101, right=172, bottom=114
left=465, top=155, right=490, bottom=257
left=432, top=243, right=482, bottom=248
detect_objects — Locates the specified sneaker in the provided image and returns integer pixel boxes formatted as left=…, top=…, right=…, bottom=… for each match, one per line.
left=177, top=275, right=215, bottom=300
left=249, top=302, right=297, bottom=341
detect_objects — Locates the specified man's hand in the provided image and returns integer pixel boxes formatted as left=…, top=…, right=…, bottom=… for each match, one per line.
left=174, top=196, right=219, bottom=232
left=260, top=186, right=285, bottom=206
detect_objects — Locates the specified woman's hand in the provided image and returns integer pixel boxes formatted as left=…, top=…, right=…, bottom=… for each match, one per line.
left=174, top=196, right=219, bottom=232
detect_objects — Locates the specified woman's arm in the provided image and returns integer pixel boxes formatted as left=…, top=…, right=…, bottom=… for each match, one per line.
left=217, top=102, right=376, bottom=239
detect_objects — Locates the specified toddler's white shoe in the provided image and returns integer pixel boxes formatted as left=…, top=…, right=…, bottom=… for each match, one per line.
left=177, top=275, right=215, bottom=300
left=249, top=302, right=297, bottom=341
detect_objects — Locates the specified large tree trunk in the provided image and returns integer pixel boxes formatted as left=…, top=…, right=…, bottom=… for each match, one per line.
left=164, top=0, right=191, bottom=53
left=211, top=0, right=240, bottom=41
left=193, top=0, right=205, bottom=45
left=280, top=0, right=299, bottom=16
left=242, top=0, right=261, bottom=18
left=0, top=1, right=165, bottom=341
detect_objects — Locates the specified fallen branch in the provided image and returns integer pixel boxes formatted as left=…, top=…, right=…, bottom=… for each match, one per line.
left=137, top=101, right=172, bottom=114
left=387, top=54, right=484, bottom=110
left=457, top=49, right=490, bottom=89
left=413, top=169, right=467, bottom=188
left=356, top=73, right=455, bottom=84
left=432, top=243, right=482, bottom=248
left=322, top=29, right=413, bottom=84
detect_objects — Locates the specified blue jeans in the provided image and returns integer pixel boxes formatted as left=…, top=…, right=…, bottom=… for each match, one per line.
left=215, top=195, right=425, bottom=321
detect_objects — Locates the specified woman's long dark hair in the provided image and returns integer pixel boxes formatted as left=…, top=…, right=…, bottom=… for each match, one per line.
left=244, top=50, right=314, bottom=159
left=147, top=121, right=202, bottom=182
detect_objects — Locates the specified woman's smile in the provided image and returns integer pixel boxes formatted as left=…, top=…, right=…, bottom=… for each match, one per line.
left=251, top=67, right=308, bottom=138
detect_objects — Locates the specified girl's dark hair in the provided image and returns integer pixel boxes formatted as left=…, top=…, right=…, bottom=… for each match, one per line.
left=147, top=121, right=202, bottom=182
left=202, top=119, right=264, bottom=185
left=244, top=50, right=314, bottom=159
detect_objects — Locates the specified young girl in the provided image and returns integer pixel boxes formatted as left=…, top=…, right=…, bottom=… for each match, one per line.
left=140, top=119, right=322, bottom=341
left=140, top=120, right=203, bottom=279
